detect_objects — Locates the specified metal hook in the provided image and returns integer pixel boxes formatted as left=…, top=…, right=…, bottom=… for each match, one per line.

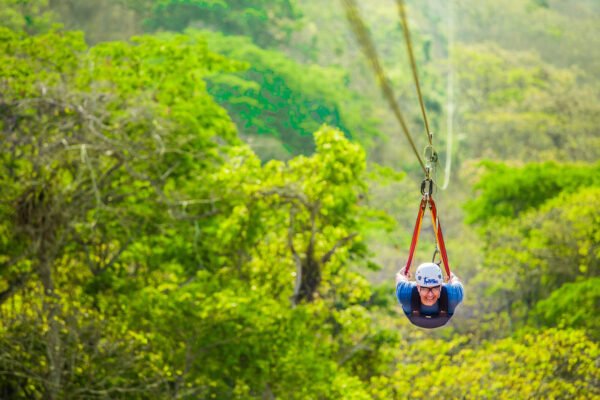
left=421, top=178, right=434, bottom=196
left=432, top=248, right=441, bottom=265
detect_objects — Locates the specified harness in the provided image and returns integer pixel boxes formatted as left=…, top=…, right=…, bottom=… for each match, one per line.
left=408, top=286, right=452, bottom=329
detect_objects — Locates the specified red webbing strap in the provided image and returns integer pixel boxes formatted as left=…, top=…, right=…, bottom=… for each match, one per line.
left=403, top=197, right=427, bottom=276
left=429, top=197, right=452, bottom=279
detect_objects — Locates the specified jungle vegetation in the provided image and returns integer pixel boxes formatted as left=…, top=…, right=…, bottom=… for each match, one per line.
left=0, top=0, right=598, bottom=398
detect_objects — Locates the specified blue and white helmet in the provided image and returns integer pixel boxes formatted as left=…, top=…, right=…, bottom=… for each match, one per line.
left=416, top=263, right=443, bottom=287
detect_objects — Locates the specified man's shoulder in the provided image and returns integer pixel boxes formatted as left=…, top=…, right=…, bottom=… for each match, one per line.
left=396, top=280, right=417, bottom=294
left=396, top=280, right=417, bottom=306
left=443, top=281, right=464, bottom=306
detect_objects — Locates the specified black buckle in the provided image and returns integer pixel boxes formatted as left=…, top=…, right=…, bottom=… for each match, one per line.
left=421, top=178, right=433, bottom=196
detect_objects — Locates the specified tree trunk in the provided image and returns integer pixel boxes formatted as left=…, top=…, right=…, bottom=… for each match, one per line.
left=39, top=252, right=62, bottom=400
left=296, top=258, right=321, bottom=303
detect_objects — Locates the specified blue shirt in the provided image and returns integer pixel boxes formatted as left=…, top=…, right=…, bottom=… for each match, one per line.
left=396, top=280, right=464, bottom=316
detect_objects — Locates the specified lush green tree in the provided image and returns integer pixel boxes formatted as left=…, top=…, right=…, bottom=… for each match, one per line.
left=3, top=2, right=600, bottom=398
left=0, top=23, right=399, bottom=397
left=201, top=31, right=381, bottom=157
left=121, top=0, right=302, bottom=47
left=0, top=26, right=243, bottom=397
left=453, top=44, right=600, bottom=162
left=533, top=278, right=600, bottom=340
left=465, top=161, right=600, bottom=225
left=0, top=0, right=54, bottom=34
left=463, top=162, right=600, bottom=338
left=374, top=329, right=599, bottom=399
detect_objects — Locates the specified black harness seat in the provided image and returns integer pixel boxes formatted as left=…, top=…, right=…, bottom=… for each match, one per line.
left=408, top=286, right=452, bottom=329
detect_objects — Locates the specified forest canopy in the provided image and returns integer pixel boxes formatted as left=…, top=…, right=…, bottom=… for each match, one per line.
left=0, top=0, right=598, bottom=398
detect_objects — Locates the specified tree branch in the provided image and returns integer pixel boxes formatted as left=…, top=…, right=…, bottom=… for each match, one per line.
left=289, top=207, right=302, bottom=307
left=257, top=187, right=310, bottom=208
left=321, top=233, right=358, bottom=265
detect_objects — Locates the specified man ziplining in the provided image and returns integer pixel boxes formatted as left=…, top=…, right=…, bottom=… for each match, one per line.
left=396, top=263, right=464, bottom=329
left=394, top=184, right=464, bottom=328
left=341, top=0, right=465, bottom=328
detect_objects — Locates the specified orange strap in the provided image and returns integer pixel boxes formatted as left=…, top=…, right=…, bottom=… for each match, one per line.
left=429, top=197, right=451, bottom=278
left=403, top=197, right=426, bottom=277
left=403, top=195, right=452, bottom=279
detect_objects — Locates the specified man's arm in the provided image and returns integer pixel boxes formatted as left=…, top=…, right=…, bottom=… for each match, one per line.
left=395, top=270, right=415, bottom=315
left=445, top=272, right=464, bottom=314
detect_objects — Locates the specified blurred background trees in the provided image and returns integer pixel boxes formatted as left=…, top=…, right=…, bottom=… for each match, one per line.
left=1, top=0, right=598, bottom=398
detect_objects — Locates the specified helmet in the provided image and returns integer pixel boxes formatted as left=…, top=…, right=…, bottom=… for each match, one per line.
left=415, top=263, right=443, bottom=287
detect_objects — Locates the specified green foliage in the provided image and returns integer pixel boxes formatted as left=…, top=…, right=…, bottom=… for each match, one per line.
left=0, top=285, right=167, bottom=397
left=123, top=0, right=302, bottom=47
left=0, top=0, right=54, bottom=34
left=43, top=0, right=140, bottom=44
left=0, top=26, right=248, bottom=397
left=380, top=329, right=599, bottom=399
left=2, top=2, right=600, bottom=398
left=454, top=43, right=600, bottom=162
left=465, top=161, right=600, bottom=225
left=455, top=0, right=600, bottom=79
left=199, top=126, right=378, bottom=305
left=0, top=22, right=395, bottom=395
left=534, top=278, right=600, bottom=339
left=464, top=162, right=600, bottom=338
left=202, top=31, right=381, bottom=156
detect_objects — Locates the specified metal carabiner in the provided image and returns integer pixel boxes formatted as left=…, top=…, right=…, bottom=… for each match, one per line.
left=423, top=144, right=438, bottom=164
left=421, top=178, right=434, bottom=197
left=431, top=248, right=441, bottom=265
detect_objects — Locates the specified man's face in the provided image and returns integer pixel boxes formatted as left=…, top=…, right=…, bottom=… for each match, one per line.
left=417, top=285, right=441, bottom=306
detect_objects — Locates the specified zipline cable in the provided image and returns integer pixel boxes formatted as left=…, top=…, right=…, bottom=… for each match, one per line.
left=440, top=0, right=455, bottom=190
left=341, top=0, right=426, bottom=174
left=342, top=0, right=455, bottom=279
left=395, top=1, right=453, bottom=277
left=396, top=0, right=432, bottom=146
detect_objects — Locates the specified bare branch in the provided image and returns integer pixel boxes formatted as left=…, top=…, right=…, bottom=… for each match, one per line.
left=257, top=187, right=310, bottom=208
left=338, top=336, right=371, bottom=365
left=321, top=233, right=358, bottom=265
left=103, top=237, right=133, bottom=272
